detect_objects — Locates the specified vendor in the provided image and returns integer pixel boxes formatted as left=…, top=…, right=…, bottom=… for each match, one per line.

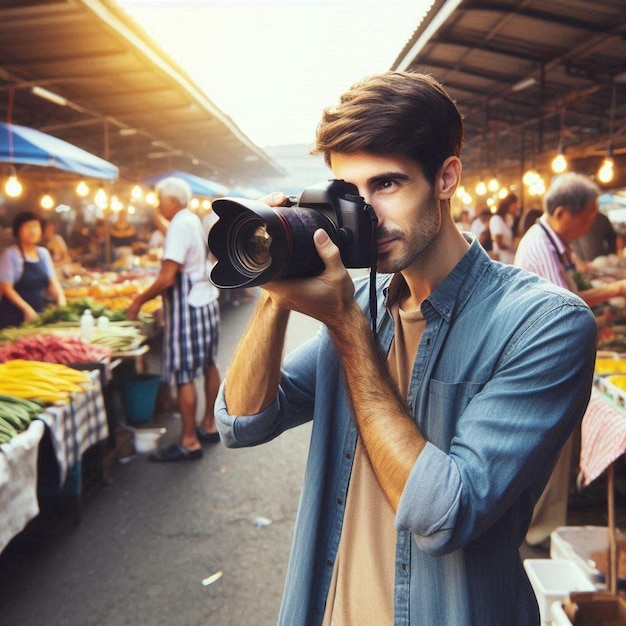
left=42, top=218, right=71, bottom=267
left=0, top=211, right=66, bottom=329
left=110, top=210, right=137, bottom=248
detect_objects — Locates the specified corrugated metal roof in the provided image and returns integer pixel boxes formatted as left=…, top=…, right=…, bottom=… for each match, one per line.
left=0, top=0, right=284, bottom=186
left=392, top=0, right=626, bottom=191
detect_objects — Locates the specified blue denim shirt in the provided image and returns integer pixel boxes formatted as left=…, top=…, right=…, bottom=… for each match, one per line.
left=215, top=239, right=597, bottom=626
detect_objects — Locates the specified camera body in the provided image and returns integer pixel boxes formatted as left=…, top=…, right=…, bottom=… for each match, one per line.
left=208, top=179, right=377, bottom=288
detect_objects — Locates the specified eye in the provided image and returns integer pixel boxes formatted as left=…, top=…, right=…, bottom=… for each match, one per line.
left=375, top=179, right=396, bottom=192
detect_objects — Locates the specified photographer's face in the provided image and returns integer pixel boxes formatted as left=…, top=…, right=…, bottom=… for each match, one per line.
left=330, top=152, right=441, bottom=274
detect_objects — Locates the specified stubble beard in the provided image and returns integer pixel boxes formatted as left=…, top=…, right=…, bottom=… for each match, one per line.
left=376, top=195, right=441, bottom=274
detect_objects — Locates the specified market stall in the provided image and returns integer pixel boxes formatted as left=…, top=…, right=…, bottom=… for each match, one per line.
left=0, top=362, right=108, bottom=554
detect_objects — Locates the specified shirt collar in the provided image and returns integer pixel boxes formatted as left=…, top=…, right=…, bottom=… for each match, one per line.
left=539, top=214, right=569, bottom=256
left=384, top=234, right=491, bottom=324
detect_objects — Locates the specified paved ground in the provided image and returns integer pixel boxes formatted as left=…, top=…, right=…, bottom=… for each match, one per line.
left=0, top=294, right=320, bottom=626
left=0, top=290, right=624, bottom=625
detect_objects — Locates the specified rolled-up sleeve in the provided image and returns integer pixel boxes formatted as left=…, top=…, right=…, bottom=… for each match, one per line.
left=395, top=297, right=597, bottom=556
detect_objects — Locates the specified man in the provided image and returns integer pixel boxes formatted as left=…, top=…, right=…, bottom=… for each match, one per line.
left=215, top=73, right=597, bottom=624
left=128, top=177, right=221, bottom=462
left=515, top=172, right=626, bottom=547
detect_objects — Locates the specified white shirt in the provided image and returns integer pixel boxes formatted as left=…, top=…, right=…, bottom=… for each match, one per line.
left=163, top=208, right=218, bottom=305
left=489, top=214, right=515, bottom=264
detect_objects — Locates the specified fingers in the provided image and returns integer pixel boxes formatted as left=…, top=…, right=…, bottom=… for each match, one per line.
left=313, top=229, right=341, bottom=269
left=257, top=192, right=287, bottom=208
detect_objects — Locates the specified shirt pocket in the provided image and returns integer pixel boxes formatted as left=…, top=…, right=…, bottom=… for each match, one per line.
left=422, top=379, right=483, bottom=451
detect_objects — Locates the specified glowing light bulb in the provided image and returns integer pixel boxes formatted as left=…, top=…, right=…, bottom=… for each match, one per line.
left=190, top=198, right=200, bottom=210
left=146, top=191, right=158, bottom=206
left=5, top=175, right=22, bottom=198
left=40, top=193, right=54, bottom=210
left=95, top=188, right=108, bottom=209
left=131, top=185, right=143, bottom=201
left=551, top=153, right=567, bottom=174
left=498, top=187, right=508, bottom=199
left=487, top=178, right=499, bottom=193
left=598, top=158, right=614, bottom=184
left=523, top=169, right=539, bottom=186
left=110, top=196, right=123, bottom=212
left=476, top=181, right=487, bottom=195
left=76, top=181, right=89, bottom=197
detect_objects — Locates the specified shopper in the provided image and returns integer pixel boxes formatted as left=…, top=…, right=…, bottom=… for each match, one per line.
left=128, top=176, right=221, bottom=461
left=489, top=192, right=519, bottom=263
left=215, top=72, right=597, bottom=625
left=515, top=171, right=626, bottom=547
left=0, top=211, right=66, bottom=329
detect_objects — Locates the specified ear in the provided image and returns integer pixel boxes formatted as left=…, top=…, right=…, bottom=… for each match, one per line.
left=436, top=156, right=462, bottom=200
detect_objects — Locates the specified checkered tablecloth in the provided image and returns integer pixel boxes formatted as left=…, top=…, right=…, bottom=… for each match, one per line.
left=0, top=420, right=45, bottom=554
left=37, top=369, right=109, bottom=485
left=580, top=386, right=626, bottom=487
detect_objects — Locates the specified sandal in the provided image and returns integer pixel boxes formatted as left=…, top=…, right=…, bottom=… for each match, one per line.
left=197, top=427, right=221, bottom=444
left=148, top=443, right=203, bottom=462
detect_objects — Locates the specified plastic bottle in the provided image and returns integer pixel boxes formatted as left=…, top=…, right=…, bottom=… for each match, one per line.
left=97, top=315, right=109, bottom=331
left=80, top=309, right=95, bottom=341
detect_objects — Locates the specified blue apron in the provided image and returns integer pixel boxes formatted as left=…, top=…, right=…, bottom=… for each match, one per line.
left=0, top=248, right=50, bottom=329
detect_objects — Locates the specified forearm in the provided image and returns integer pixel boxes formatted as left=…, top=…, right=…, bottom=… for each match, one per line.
left=328, top=301, right=426, bottom=510
left=1, top=283, right=34, bottom=315
left=580, top=281, right=625, bottom=307
left=225, top=292, right=290, bottom=416
left=49, top=277, right=66, bottom=306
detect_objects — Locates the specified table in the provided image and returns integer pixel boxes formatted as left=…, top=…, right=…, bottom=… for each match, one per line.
left=37, top=369, right=109, bottom=485
left=0, top=420, right=45, bottom=554
left=580, top=387, right=626, bottom=488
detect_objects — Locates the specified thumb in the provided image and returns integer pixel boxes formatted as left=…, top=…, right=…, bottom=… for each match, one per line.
left=313, top=229, right=341, bottom=266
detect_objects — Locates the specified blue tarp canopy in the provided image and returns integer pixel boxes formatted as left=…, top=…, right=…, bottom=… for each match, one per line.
left=0, top=122, right=119, bottom=180
left=143, top=170, right=230, bottom=198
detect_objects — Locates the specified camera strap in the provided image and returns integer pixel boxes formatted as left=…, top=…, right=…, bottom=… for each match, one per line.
left=368, top=213, right=378, bottom=337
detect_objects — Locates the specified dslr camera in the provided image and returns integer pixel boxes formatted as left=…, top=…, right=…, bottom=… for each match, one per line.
left=208, top=179, right=378, bottom=288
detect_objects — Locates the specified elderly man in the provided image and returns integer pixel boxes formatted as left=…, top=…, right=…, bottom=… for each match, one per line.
left=515, top=172, right=626, bottom=546
left=129, top=177, right=221, bottom=461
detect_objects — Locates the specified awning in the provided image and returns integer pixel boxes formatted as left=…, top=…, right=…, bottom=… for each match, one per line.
left=0, top=122, right=119, bottom=180
left=143, top=170, right=230, bottom=198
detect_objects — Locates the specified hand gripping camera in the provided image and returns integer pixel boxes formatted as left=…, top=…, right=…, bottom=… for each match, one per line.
left=208, top=179, right=378, bottom=289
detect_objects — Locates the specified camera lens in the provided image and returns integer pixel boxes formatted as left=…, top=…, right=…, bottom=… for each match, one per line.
left=229, top=215, right=273, bottom=277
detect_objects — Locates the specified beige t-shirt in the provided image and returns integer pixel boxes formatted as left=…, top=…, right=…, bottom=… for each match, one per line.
left=322, top=303, right=426, bottom=625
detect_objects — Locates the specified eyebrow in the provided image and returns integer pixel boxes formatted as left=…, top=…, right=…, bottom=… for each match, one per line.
left=367, top=172, right=411, bottom=186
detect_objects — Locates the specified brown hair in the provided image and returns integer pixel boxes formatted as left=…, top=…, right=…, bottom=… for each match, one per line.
left=495, top=193, right=518, bottom=218
left=313, top=72, right=464, bottom=186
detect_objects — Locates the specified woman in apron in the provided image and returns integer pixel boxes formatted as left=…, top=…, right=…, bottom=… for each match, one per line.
left=0, top=211, right=66, bottom=329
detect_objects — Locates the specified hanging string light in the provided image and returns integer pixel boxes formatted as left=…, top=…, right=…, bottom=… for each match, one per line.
left=40, top=193, right=54, bottom=210
left=5, top=170, right=22, bottom=198
left=131, top=184, right=143, bottom=201
left=95, top=187, right=108, bottom=209
left=476, top=180, right=487, bottom=195
left=551, top=108, right=568, bottom=174
left=76, top=180, right=89, bottom=197
left=597, top=84, right=617, bottom=185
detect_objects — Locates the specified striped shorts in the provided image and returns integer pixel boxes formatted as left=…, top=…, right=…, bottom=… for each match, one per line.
left=163, top=273, right=220, bottom=385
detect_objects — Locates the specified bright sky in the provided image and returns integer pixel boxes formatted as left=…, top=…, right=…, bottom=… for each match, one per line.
left=116, top=0, right=433, bottom=148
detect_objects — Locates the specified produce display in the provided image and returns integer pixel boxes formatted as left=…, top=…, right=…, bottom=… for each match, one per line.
left=0, top=359, right=91, bottom=405
left=0, top=334, right=111, bottom=364
left=0, top=395, right=44, bottom=444
left=595, top=354, right=626, bottom=375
